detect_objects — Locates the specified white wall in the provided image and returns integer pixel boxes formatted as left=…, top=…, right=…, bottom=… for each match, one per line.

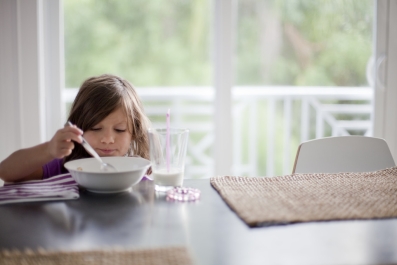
left=0, top=0, right=42, bottom=162
left=0, top=0, right=63, bottom=162
left=0, top=1, right=22, bottom=186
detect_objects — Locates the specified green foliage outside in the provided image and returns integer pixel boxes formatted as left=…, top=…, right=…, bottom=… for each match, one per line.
left=64, top=0, right=211, bottom=87
left=65, top=0, right=372, bottom=87
left=237, top=0, right=372, bottom=86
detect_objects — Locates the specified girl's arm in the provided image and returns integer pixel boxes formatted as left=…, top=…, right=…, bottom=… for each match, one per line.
left=0, top=126, right=83, bottom=182
left=0, top=143, right=53, bottom=182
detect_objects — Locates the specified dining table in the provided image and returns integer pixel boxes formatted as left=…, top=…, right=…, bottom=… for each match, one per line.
left=1, top=178, right=397, bottom=265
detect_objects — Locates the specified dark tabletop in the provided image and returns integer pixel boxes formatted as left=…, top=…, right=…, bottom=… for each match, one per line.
left=1, top=179, right=397, bottom=265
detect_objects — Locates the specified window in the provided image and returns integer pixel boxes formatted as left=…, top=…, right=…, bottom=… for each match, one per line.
left=64, top=0, right=374, bottom=177
left=234, top=0, right=373, bottom=176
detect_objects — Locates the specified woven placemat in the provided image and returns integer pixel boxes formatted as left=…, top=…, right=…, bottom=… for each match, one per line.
left=211, top=167, right=397, bottom=227
left=0, top=246, right=194, bottom=265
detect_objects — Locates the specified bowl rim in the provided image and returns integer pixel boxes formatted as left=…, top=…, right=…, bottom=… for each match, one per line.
left=64, top=156, right=151, bottom=174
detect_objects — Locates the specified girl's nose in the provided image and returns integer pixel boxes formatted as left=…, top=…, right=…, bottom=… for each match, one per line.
left=101, top=130, right=115, bottom=144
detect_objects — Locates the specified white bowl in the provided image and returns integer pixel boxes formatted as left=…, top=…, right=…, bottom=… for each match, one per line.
left=64, top=156, right=151, bottom=193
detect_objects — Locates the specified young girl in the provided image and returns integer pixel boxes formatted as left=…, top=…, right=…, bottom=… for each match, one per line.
left=0, top=74, right=151, bottom=182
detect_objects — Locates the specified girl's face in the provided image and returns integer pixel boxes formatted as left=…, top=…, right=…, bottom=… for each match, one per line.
left=83, top=107, right=132, bottom=157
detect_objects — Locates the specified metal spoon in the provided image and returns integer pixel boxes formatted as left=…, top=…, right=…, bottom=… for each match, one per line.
left=67, top=121, right=117, bottom=172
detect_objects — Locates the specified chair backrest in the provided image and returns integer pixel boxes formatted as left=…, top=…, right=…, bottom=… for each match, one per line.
left=292, top=136, right=396, bottom=174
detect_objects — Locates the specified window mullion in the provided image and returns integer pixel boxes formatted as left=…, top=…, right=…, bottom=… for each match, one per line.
left=213, top=0, right=235, bottom=176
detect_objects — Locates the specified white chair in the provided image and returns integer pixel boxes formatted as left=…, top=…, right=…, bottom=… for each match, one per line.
left=292, top=136, right=396, bottom=174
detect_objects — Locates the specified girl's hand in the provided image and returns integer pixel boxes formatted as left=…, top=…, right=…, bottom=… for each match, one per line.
left=47, top=125, right=83, bottom=159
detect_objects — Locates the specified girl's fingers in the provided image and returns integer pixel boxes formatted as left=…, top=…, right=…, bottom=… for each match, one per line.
left=62, top=125, right=83, bottom=135
left=50, top=126, right=83, bottom=159
left=68, top=134, right=83, bottom=144
left=54, top=143, right=75, bottom=158
left=59, top=130, right=83, bottom=144
left=59, top=141, right=75, bottom=150
left=62, top=148, right=72, bottom=156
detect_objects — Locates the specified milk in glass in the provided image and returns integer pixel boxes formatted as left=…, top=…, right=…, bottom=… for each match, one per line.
left=152, top=168, right=183, bottom=187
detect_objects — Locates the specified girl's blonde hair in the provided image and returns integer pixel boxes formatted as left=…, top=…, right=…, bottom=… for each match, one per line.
left=64, top=74, right=150, bottom=164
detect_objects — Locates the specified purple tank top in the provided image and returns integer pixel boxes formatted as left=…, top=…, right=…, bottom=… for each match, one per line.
left=42, top=159, right=69, bottom=179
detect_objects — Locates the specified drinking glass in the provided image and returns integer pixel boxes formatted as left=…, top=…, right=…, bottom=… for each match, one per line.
left=148, top=128, right=189, bottom=192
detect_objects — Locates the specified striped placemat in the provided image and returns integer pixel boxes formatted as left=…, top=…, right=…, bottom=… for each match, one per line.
left=211, top=167, right=397, bottom=227
left=0, top=174, right=79, bottom=205
left=0, top=246, right=194, bottom=265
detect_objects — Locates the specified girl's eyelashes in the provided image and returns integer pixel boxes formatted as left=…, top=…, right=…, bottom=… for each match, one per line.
left=89, top=127, right=126, bottom=132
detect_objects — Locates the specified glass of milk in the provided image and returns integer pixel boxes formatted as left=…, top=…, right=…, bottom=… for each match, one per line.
left=148, top=128, right=189, bottom=192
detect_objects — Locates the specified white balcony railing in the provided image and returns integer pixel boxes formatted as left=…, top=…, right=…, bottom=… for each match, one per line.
left=63, top=86, right=373, bottom=178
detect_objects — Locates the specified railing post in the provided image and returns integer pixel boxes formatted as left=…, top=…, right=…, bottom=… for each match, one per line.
left=283, top=97, right=292, bottom=174
left=266, top=99, right=276, bottom=176
left=301, top=97, right=309, bottom=142
left=249, top=100, right=258, bottom=176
